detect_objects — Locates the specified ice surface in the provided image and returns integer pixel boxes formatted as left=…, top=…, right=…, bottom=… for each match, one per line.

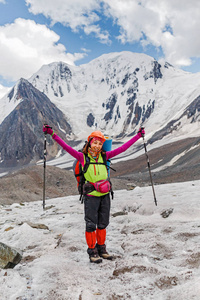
left=0, top=180, right=200, bottom=299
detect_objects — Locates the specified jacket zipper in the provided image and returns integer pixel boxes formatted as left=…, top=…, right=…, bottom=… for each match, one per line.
left=94, top=164, right=96, bottom=176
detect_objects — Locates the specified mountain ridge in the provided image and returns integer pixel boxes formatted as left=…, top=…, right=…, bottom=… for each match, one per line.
left=28, top=51, right=200, bottom=140
left=0, top=51, right=200, bottom=170
left=0, top=78, right=73, bottom=167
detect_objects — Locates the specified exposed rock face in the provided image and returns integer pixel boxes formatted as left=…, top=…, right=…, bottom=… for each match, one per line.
left=87, top=113, right=95, bottom=127
left=104, top=93, right=118, bottom=122
left=0, top=242, right=22, bottom=269
left=0, top=79, right=72, bottom=167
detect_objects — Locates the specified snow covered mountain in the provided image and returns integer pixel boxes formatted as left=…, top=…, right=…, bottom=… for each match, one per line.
left=28, top=51, right=200, bottom=141
left=0, top=79, right=72, bottom=168
left=0, top=84, right=10, bottom=100
left=0, top=51, right=200, bottom=169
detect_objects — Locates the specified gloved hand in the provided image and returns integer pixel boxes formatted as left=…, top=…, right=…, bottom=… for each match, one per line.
left=43, top=124, right=54, bottom=136
left=137, top=127, right=145, bottom=138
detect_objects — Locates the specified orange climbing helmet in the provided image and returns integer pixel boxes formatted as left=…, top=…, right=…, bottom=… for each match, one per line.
left=87, top=131, right=106, bottom=143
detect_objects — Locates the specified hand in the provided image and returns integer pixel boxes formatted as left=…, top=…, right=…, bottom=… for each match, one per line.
left=137, top=127, right=145, bottom=138
left=43, top=124, right=53, bottom=135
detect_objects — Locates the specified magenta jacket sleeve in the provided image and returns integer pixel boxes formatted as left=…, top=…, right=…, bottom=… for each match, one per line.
left=52, top=133, right=84, bottom=166
left=106, top=133, right=141, bottom=160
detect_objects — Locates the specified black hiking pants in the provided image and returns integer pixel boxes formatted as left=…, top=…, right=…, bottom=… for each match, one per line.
left=84, top=193, right=111, bottom=232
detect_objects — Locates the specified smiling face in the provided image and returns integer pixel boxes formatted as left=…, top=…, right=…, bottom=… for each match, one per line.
left=90, top=139, right=103, bottom=152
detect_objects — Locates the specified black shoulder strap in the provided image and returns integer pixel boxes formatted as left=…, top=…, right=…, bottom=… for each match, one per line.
left=78, top=154, right=90, bottom=203
left=101, top=152, right=115, bottom=199
left=101, top=152, right=107, bottom=166
left=101, top=152, right=116, bottom=172
left=83, top=154, right=90, bottom=173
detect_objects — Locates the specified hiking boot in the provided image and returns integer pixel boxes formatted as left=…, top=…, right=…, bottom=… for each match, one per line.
left=87, top=247, right=102, bottom=264
left=96, top=244, right=113, bottom=260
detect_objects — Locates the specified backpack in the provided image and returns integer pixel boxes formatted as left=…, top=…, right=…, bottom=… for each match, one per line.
left=73, top=150, right=115, bottom=202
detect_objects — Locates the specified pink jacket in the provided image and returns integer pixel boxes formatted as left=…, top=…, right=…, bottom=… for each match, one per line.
left=52, top=133, right=141, bottom=166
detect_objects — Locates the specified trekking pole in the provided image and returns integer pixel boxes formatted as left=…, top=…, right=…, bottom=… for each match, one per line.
left=43, top=129, right=47, bottom=210
left=141, top=128, right=157, bottom=206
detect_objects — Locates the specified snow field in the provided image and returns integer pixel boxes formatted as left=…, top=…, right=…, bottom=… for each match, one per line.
left=0, top=181, right=200, bottom=299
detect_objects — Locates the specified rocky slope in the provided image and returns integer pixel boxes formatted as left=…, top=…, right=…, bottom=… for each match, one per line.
left=0, top=79, right=72, bottom=168
left=1, top=135, right=199, bottom=205
left=0, top=165, right=129, bottom=205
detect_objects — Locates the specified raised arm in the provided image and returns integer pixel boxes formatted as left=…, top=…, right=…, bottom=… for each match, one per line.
left=43, top=125, right=84, bottom=165
left=106, top=128, right=145, bottom=160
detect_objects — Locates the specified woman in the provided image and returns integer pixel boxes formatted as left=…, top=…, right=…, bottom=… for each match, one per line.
left=43, top=125, right=145, bottom=263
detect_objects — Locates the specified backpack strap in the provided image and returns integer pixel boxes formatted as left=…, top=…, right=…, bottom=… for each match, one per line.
left=83, top=154, right=90, bottom=173
left=79, top=154, right=90, bottom=203
left=102, top=152, right=116, bottom=172
left=102, top=153, right=114, bottom=199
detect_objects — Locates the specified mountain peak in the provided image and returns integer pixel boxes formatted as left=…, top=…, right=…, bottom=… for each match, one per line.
left=1, top=51, right=200, bottom=169
left=0, top=79, right=72, bottom=167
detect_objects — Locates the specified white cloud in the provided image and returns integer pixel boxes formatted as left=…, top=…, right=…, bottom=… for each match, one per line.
left=81, top=47, right=91, bottom=53
left=103, top=0, right=200, bottom=67
left=0, top=18, right=86, bottom=82
left=26, top=0, right=111, bottom=44
left=0, top=0, right=6, bottom=3
left=26, top=0, right=200, bottom=68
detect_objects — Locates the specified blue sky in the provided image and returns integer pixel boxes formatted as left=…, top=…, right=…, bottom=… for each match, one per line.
left=0, top=0, right=200, bottom=95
